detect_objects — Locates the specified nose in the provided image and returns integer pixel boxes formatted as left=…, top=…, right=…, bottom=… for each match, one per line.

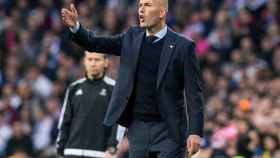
left=91, top=61, right=97, bottom=67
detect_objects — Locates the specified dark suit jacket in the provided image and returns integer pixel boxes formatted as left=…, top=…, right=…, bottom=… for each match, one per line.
left=70, top=25, right=204, bottom=145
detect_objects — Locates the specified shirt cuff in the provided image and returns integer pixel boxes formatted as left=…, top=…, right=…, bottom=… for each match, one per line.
left=69, top=21, right=80, bottom=33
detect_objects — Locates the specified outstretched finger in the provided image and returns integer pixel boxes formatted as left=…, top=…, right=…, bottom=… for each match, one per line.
left=70, top=3, right=78, bottom=15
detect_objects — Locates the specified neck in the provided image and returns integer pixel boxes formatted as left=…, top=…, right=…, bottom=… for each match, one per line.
left=86, top=72, right=103, bottom=80
left=146, top=21, right=166, bottom=35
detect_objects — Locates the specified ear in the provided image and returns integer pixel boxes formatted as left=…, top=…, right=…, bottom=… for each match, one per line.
left=159, top=7, right=167, bottom=18
left=104, top=58, right=109, bottom=68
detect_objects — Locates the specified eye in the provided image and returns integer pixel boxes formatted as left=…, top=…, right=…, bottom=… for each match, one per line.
left=145, top=3, right=152, bottom=7
left=95, top=59, right=101, bottom=62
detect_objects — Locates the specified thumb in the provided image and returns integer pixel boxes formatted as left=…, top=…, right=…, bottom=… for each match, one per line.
left=187, top=138, right=191, bottom=151
left=188, top=147, right=193, bottom=157
left=188, top=139, right=194, bottom=156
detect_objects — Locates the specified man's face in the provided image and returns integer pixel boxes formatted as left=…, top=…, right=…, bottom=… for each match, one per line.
left=138, top=0, right=164, bottom=28
left=84, top=52, right=108, bottom=78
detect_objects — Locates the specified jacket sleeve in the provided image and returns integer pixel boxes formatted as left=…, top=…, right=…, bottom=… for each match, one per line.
left=183, top=42, right=204, bottom=137
left=106, top=124, right=118, bottom=149
left=69, top=25, right=131, bottom=56
left=56, top=86, right=73, bottom=156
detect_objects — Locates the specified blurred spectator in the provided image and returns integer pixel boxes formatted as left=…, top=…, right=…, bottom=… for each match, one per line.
left=25, top=66, right=53, bottom=99
left=8, top=149, right=30, bottom=158
left=5, top=121, right=33, bottom=157
left=31, top=105, right=53, bottom=153
left=0, top=110, right=12, bottom=156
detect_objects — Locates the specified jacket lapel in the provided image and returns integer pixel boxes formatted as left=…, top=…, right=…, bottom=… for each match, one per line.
left=131, top=31, right=145, bottom=71
left=156, top=28, right=176, bottom=89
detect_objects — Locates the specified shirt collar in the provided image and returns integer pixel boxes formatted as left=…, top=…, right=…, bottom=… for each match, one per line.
left=146, top=25, right=168, bottom=41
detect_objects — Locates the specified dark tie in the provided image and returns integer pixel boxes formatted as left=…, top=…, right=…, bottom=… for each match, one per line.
left=146, top=35, right=158, bottom=43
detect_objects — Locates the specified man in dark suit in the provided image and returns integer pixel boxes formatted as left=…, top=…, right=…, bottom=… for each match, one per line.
left=61, top=0, right=204, bottom=157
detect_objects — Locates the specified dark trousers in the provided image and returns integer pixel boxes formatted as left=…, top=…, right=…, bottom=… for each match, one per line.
left=127, top=120, right=185, bottom=158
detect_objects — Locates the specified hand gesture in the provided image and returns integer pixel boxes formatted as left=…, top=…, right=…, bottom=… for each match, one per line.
left=61, top=3, right=78, bottom=28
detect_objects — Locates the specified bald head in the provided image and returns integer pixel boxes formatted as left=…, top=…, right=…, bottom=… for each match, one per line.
left=138, top=0, right=168, bottom=32
left=138, top=0, right=168, bottom=10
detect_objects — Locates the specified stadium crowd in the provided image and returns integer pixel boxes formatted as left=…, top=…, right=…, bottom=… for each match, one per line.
left=0, top=0, right=280, bottom=157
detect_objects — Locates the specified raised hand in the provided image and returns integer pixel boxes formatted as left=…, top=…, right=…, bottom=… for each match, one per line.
left=61, top=3, right=78, bottom=28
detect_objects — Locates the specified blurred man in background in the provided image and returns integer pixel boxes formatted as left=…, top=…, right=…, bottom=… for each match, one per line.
left=56, top=51, right=118, bottom=158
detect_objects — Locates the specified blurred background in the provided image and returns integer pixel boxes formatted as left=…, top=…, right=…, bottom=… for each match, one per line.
left=0, top=0, right=280, bottom=158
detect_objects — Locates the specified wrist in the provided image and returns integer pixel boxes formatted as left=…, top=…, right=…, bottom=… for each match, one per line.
left=69, top=21, right=80, bottom=33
